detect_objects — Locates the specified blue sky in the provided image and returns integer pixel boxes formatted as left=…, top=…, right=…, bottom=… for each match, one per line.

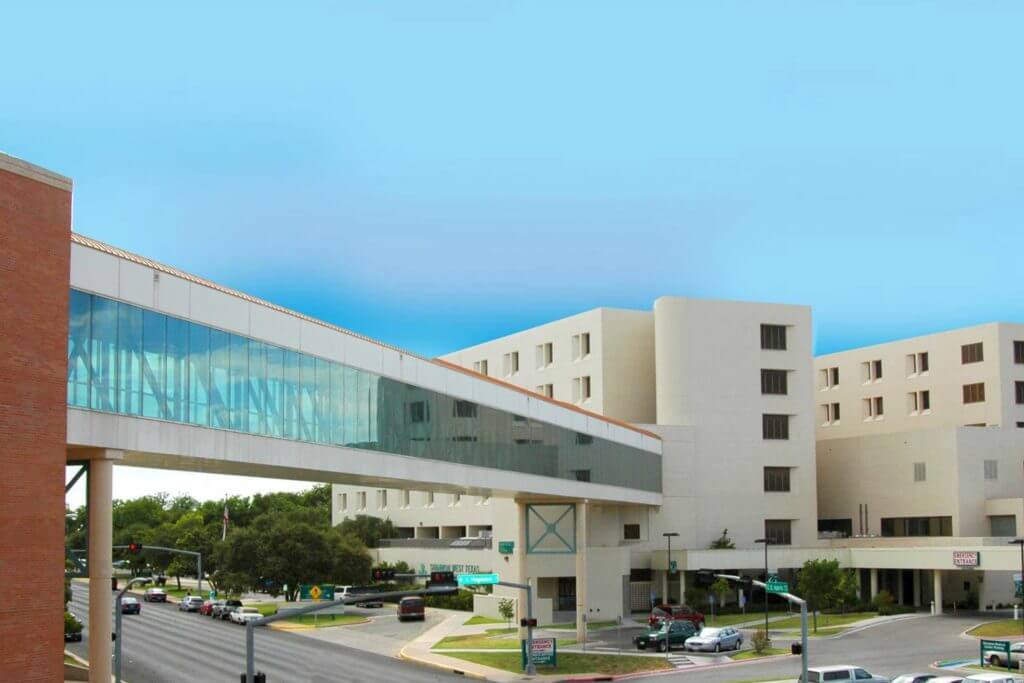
left=5, top=1, right=1022, bottom=362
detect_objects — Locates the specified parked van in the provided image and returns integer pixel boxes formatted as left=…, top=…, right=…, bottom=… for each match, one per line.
left=397, top=596, right=425, bottom=622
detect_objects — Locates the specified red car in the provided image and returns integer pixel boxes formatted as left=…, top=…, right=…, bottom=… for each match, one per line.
left=648, top=604, right=705, bottom=629
left=199, top=600, right=215, bottom=616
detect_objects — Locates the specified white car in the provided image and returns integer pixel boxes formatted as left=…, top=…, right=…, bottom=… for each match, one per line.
left=962, top=675, right=1022, bottom=683
left=178, top=596, right=205, bottom=612
left=982, top=642, right=1024, bottom=669
left=230, top=606, right=262, bottom=625
left=800, top=665, right=889, bottom=682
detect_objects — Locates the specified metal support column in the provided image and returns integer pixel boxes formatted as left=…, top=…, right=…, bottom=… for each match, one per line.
left=575, top=501, right=588, bottom=645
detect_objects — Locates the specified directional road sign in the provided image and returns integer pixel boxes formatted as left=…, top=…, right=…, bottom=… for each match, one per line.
left=765, top=575, right=789, bottom=594
left=457, top=573, right=500, bottom=586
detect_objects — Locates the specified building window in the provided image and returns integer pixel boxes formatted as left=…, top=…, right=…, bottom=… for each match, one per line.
left=821, top=403, right=841, bottom=425
left=1015, top=341, right=1024, bottom=364
left=818, top=519, right=852, bottom=538
left=764, top=519, right=792, bottom=545
left=452, top=493, right=462, bottom=506
left=764, top=467, right=791, bottom=492
left=761, top=369, right=788, bottom=395
left=908, top=390, right=930, bottom=414
left=760, top=324, right=787, bottom=350
left=990, top=515, right=1017, bottom=537
left=574, top=469, right=591, bottom=482
left=572, top=332, right=591, bottom=360
left=961, top=342, right=984, bottom=364
left=535, top=342, right=554, bottom=369
left=913, top=462, right=926, bottom=482
left=907, top=352, right=929, bottom=375
left=861, top=359, right=883, bottom=382
left=880, top=516, right=952, bottom=537
left=339, top=493, right=348, bottom=511
left=623, top=523, right=641, bottom=540
left=863, top=396, right=884, bottom=419
left=377, top=489, right=387, bottom=509
left=357, top=491, right=367, bottom=510
left=536, top=383, right=554, bottom=398
left=473, top=360, right=489, bottom=376
left=1016, top=381, right=1024, bottom=405
left=402, top=490, right=411, bottom=508
left=502, top=351, right=519, bottom=376
left=762, top=414, right=790, bottom=440
left=571, top=376, right=590, bottom=402
left=453, top=400, right=478, bottom=418
left=984, top=459, right=998, bottom=480
left=819, top=366, right=839, bottom=389
left=408, top=400, right=429, bottom=423
left=963, top=382, right=986, bottom=404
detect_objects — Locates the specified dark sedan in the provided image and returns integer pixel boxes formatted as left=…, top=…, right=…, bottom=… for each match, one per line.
left=120, top=597, right=141, bottom=614
left=634, top=620, right=697, bottom=652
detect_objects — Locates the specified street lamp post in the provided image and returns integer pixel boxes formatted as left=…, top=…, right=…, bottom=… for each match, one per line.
left=755, top=538, right=771, bottom=636
left=663, top=532, right=679, bottom=603
left=1011, top=538, right=1024, bottom=636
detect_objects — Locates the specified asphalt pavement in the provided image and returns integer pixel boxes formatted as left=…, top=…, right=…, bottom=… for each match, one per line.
left=67, top=589, right=467, bottom=683
left=631, top=613, right=991, bottom=682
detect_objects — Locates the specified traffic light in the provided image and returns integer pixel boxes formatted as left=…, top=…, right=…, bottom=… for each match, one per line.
left=520, top=618, right=537, bottom=628
left=127, top=543, right=143, bottom=554
left=372, top=567, right=396, bottom=582
left=426, top=571, right=457, bottom=594
left=695, top=569, right=715, bottom=587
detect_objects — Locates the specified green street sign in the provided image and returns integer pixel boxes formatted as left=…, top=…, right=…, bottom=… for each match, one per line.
left=765, top=575, right=789, bottom=594
left=521, top=637, right=556, bottom=669
left=457, top=573, right=500, bottom=586
left=669, top=560, right=677, bottom=573
left=299, top=583, right=336, bottom=601
left=981, top=639, right=1013, bottom=672
left=498, top=541, right=515, bottom=555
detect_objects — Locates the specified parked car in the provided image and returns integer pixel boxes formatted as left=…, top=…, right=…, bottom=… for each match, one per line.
left=634, top=620, right=697, bottom=652
left=198, top=600, right=215, bottom=616
left=397, top=597, right=425, bottom=622
left=230, top=606, right=263, bottom=625
left=926, top=678, right=963, bottom=683
left=120, top=597, right=141, bottom=615
left=684, top=626, right=743, bottom=653
left=213, top=599, right=243, bottom=619
left=648, top=604, right=705, bottom=629
left=893, top=675, right=937, bottom=683
left=962, top=675, right=1021, bottom=683
left=800, top=665, right=888, bottom=682
left=179, top=596, right=205, bottom=612
left=337, top=585, right=384, bottom=608
left=208, top=600, right=226, bottom=617
left=983, top=641, right=1024, bottom=669
left=142, top=587, right=167, bottom=603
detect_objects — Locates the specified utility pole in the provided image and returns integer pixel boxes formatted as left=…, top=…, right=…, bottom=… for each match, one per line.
left=663, top=532, right=679, bottom=602
left=755, top=537, right=771, bottom=636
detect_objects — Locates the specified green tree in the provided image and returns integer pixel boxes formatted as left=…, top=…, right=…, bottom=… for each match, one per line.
left=498, top=598, right=515, bottom=632
left=835, top=569, right=860, bottom=614
left=710, top=578, right=731, bottom=623
left=709, top=529, right=735, bottom=550
left=797, top=558, right=843, bottom=632
left=337, top=515, right=396, bottom=548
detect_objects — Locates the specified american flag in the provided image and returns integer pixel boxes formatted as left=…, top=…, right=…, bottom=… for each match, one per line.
left=222, top=504, right=229, bottom=541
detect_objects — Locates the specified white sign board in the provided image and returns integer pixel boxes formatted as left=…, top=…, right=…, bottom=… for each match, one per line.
left=953, top=551, right=980, bottom=567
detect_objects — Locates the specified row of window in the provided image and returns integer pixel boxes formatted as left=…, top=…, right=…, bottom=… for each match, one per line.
left=912, top=459, right=1006, bottom=482
left=338, top=490, right=491, bottom=511
left=820, top=340, right=1024, bottom=392
left=621, top=520, right=794, bottom=545
left=820, top=380, right=1024, bottom=425
left=474, top=333, right=594, bottom=380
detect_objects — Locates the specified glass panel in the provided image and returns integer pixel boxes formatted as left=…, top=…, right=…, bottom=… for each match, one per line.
left=165, top=317, right=188, bottom=422
left=343, top=365, right=358, bottom=446
left=330, top=362, right=345, bottom=445
left=209, top=329, right=230, bottom=429
left=116, top=302, right=143, bottom=415
left=187, top=323, right=210, bottom=427
left=300, top=353, right=316, bottom=442
left=265, top=344, right=284, bottom=438
left=315, top=357, right=331, bottom=444
left=67, top=290, right=91, bottom=407
left=248, top=340, right=266, bottom=435
left=356, top=369, right=370, bottom=447
left=89, top=296, right=118, bottom=412
left=228, top=334, right=248, bottom=432
left=141, top=310, right=166, bottom=419
left=283, top=350, right=301, bottom=439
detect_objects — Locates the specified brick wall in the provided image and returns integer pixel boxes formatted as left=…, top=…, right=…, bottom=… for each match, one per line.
left=0, top=158, right=72, bottom=681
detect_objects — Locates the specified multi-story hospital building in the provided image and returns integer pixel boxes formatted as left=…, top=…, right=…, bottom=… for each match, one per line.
left=335, top=310, right=1024, bottom=624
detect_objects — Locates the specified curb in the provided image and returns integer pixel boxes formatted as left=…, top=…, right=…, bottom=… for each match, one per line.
left=398, top=644, right=492, bottom=680
left=268, top=617, right=370, bottom=631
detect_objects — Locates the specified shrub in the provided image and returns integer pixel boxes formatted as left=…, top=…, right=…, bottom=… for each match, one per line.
left=871, top=589, right=896, bottom=615
left=752, top=628, right=771, bottom=654
left=425, top=588, right=475, bottom=611
left=65, top=611, right=83, bottom=635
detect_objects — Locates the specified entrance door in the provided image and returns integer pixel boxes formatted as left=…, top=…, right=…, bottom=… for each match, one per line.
left=557, top=577, right=576, bottom=611
left=901, top=570, right=915, bottom=606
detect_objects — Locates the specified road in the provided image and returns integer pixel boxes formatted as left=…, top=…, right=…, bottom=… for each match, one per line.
left=67, top=589, right=466, bottom=682
left=631, top=613, right=992, bottom=682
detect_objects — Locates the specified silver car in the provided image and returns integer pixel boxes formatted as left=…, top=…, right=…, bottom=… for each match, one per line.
left=983, top=641, right=1024, bottom=669
left=801, top=665, right=888, bottom=682
left=892, top=675, right=937, bottom=683
left=179, top=596, right=205, bottom=612
left=684, top=627, right=742, bottom=652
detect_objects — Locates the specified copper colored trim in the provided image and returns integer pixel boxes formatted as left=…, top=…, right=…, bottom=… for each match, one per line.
left=70, top=232, right=660, bottom=443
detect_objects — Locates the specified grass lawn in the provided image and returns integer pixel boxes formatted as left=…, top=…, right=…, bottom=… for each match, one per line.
left=444, top=651, right=673, bottom=675
left=249, top=602, right=279, bottom=617
left=709, top=612, right=788, bottom=627
left=771, top=611, right=876, bottom=631
left=284, top=613, right=365, bottom=627
left=464, top=616, right=505, bottom=626
left=731, top=647, right=791, bottom=660
left=967, top=619, right=1024, bottom=638
left=542, top=620, right=618, bottom=631
left=434, top=633, right=576, bottom=650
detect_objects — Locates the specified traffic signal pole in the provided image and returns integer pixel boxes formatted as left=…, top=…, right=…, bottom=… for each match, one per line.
left=713, top=573, right=808, bottom=683
left=496, top=580, right=536, bottom=676
left=113, top=544, right=204, bottom=594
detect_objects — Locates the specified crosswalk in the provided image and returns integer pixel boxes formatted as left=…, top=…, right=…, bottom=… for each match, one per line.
left=582, top=645, right=701, bottom=668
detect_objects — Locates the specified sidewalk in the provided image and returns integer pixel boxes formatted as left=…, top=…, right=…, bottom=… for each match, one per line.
left=399, top=613, right=526, bottom=681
